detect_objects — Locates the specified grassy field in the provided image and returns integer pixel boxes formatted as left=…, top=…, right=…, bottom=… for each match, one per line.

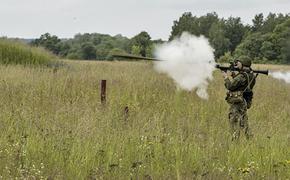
left=0, top=61, right=289, bottom=179
left=0, top=38, right=56, bottom=66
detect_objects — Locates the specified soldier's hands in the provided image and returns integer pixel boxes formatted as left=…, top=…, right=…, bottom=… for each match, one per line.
left=226, top=70, right=233, bottom=77
left=223, top=70, right=233, bottom=79
left=222, top=72, right=227, bottom=78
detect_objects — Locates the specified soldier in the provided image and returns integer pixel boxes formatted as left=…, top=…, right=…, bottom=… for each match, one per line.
left=223, top=56, right=256, bottom=140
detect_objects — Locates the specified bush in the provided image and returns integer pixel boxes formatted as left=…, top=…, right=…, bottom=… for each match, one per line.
left=0, top=38, right=57, bottom=66
left=217, top=51, right=233, bottom=63
left=67, top=52, right=82, bottom=60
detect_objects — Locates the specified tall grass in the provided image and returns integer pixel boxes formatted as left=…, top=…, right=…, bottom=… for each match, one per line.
left=0, top=38, right=56, bottom=66
left=0, top=61, right=289, bottom=179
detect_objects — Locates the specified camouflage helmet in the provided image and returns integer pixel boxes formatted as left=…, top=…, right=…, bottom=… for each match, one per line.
left=237, top=56, right=252, bottom=67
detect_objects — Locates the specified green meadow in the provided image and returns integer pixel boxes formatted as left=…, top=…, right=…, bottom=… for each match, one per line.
left=0, top=60, right=289, bottom=179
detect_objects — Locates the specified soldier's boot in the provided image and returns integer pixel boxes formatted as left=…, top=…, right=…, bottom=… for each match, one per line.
left=230, top=121, right=240, bottom=141
left=245, top=127, right=253, bottom=140
left=232, top=130, right=240, bottom=141
left=240, top=113, right=253, bottom=140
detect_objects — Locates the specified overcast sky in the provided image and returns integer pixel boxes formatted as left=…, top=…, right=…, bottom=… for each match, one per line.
left=1, top=0, right=289, bottom=40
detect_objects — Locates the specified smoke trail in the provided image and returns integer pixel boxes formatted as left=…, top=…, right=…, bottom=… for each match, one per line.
left=154, top=32, right=215, bottom=99
left=270, top=71, right=290, bottom=84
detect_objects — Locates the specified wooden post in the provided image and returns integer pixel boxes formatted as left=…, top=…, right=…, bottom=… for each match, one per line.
left=124, top=106, right=129, bottom=120
left=101, top=80, right=106, bottom=105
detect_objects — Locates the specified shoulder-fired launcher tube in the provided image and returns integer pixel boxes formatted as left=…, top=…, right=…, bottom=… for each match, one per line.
left=113, top=54, right=269, bottom=75
left=215, top=64, right=269, bottom=75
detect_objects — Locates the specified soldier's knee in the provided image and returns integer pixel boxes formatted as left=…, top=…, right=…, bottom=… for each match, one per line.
left=232, top=131, right=240, bottom=141
left=231, top=119, right=239, bottom=124
left=245, top=131, right=254, bottom=140
left=229, top=113, right=239, bottom=123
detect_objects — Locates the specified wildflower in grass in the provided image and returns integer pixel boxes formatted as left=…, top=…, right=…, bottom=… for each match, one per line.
left=238, top=161, right=257, bottom=174
left=238, top=167, right=250, bottom=174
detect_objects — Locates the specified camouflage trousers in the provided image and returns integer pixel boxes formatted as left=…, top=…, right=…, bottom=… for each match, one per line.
left=228, top=100, right=252, bottom=140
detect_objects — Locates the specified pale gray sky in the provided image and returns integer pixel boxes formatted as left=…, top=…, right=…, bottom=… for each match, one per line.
left=1, top=0, right=289, bottom=40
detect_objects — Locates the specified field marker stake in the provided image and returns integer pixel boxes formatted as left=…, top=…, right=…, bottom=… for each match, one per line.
left=101, top=80, right=107, bottom=105
left=124, top=106, right=129, bottom=120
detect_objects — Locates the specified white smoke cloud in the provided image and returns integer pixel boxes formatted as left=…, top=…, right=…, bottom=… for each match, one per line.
left=153, top=32, right=216, bottom=99
left=270, top=71, right=290, bottom=84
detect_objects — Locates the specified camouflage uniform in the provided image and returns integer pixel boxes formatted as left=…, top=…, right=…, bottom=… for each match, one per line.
left=224, top=67, right=256, bottom=140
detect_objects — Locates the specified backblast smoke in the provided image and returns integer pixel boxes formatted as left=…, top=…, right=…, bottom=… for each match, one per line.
left=154, top=32, right=216, bottom=99
left=269, top=71, right=290, bottom=84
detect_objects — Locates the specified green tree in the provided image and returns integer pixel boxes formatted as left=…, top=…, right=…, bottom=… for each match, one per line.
left=272, top=18, right=290, bottom=63
left=234, top=32, right=271, bottom=62
left=62, top=33, right=132, bottom=60
left=95, top=44, right=110, bottom=60
left=131, top=45, right=141, bottom=56
left=145, top=44, right=155, bottom=57
left=131, top=31, right=152, bottom=57
left=96, top=41, right=114, bottom=60
left=80, top=42, right=96, bottom=60
left=198, top=12, right=219, bottom=37
left=57, top=42, right=71, bottom=57
left=262, top=13, right=289, bottom=33
left=169, top=12, right=200, bottom=40
left=209, top=21, right=230, bottom=58
left=252, top=13, right=264, bottom=32
left=234, top=16, right=290, bottom=63
left=113, top=34, right=131, bottom=52
left=31, top=33, right=61, bottom=54
left=224, top=17, right=247, bottom=52
left=280, top=37, right=290, bottom=64
left=106, top=48, right=126, bottom=60
left=260, top=40, right=276, bottom=61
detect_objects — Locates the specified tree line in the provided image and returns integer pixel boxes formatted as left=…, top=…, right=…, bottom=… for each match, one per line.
left=31, top=12, right=290, bottom=63
left=30, top=32, right=162, bottom=60
left=170, top=12, right=290, bottom=64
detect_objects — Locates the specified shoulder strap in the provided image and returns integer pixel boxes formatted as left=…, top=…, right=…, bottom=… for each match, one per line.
left=242, top=72, right=257, bottom=93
